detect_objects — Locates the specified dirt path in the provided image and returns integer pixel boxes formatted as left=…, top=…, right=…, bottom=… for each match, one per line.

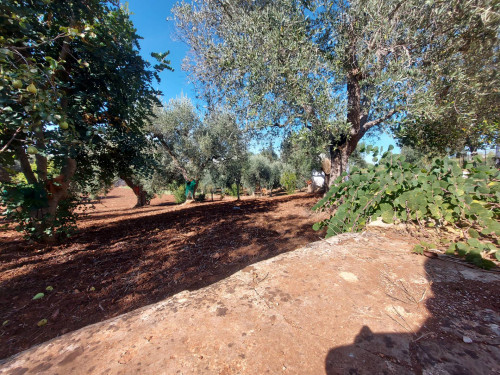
left=1, top=231, right=498, bottom=374
left=0, top=188, right=326, bottom=360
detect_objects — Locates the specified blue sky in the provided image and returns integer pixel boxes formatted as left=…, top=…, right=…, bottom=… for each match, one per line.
left=126, top=0, right=400, bottom=154
left=127, top=0, right=195, bottom=102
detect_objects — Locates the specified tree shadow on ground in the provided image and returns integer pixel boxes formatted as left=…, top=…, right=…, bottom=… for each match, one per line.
left=0, top=194, right=322, bottom=360
left=325, top=258, right=500, bottom=374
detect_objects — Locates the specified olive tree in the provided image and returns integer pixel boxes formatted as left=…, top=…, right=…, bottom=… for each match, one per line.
left=172, top=0, right=499, bottom=185
left=243, top=154, right=282, bottom=196
left=206, top=111, right=248, bottom=200
left=394, top=1, right=499, bottom=155
left=150, top=98, right=246, bottom=198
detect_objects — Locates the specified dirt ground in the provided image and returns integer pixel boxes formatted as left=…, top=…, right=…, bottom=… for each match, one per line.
left=0, top=188, right=327, bottom=360
left=0, top=230, right=498, bottom=374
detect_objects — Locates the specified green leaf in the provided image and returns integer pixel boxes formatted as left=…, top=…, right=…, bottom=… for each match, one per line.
left=468, top=228, right=479, bottom=238
left=446, top=243, right=456, bottom=254
left=476, top=186, right=490, bottom=194
left=397, top=210, right=407, bottom=221
left=469, top=202, right=484, bottom=215
left=428, top=204, right=441, bottom=219
left=32, top=293, right=45, bottom=300
left=466, top=253, right=495, bottom=270
left=379, top=203, right=392, bottom=212
left=479, top=259, right=495, bottom=270
left=326, top=228, right=336, bottom=238
left=456, top=242, right=469, bottom=256
left=37, top=319, right=48, bottom=327
left=420, top=241, right=436, bottom=249
left=381, top=210, right=394, bottom=223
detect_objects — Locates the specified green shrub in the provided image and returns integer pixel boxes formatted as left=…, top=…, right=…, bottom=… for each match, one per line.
left=173, top=184, right=186, bottom=204
left=227, top=183, right=239, bottom=197
left=0, top=182, right=79, bottom=241
left=313, top=145, right=499, bottom=268
left=280, top=171, right=297, bottom=194
left=242, top=154, right=281, bottom=194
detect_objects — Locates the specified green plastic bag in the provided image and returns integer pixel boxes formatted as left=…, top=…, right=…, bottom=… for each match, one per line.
left=185, top=180, right=196, bottom=199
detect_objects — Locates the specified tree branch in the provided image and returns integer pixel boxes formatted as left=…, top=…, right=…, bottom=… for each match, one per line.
left=8, top=33, right=68, bottom=51
left=362, top=110, right=397, bottom=132
left=14, top=144, right=37, bottom=184
left=0, top=127, right=22, bottom=153
left=157, top=137, right=190, bottom=180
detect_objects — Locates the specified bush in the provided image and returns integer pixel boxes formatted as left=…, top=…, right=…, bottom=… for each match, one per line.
left=195, top=192, right=206, bottom=202
left=173, top=184, right=186, bottom=204
left=228, top=183, right=239, bottom=197
left=0, top=182, right=79, bottom=241
left=313, top=145, right=499, bottom=268
left=280, top=171, right=297, bottom=194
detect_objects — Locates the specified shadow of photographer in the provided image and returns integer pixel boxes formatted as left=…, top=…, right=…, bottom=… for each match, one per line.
left=325, top=257, right=500, bottom=374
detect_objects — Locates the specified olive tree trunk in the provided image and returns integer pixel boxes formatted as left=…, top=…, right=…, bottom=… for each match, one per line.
left=121, top=176, right=150, bottom=207
left=325, top=47, right=397, bottom=188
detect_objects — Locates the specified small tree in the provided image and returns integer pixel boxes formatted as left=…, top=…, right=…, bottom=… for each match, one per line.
left=280, top=164, right=297, bottom=194
left=281, top=131, right=323, bottom=189
left=199, top=172, right=217, bottom=201
left=150, top=99, right=246, bottom=199
left=243, top=154, right=282, bottom=196
left=208, top=112, right=248, bottom=200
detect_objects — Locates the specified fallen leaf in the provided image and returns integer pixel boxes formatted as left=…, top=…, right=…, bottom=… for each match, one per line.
left=32, top=293, right=44, bottom=300
left=37, top=319, right=47, bottom=327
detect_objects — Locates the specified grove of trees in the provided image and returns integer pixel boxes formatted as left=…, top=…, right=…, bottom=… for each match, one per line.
left=1, top=0, right=498, bottom=244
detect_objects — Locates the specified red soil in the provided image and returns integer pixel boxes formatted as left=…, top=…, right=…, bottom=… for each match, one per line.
left=0, top=188, right=326, bottom=359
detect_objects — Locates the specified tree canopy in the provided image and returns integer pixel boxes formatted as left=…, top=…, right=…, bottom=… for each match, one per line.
left=0, top=0, right=169, bottom=240
left=150, top=97, right=246, bottom=197
left=173, top=0, right=499, bottom=184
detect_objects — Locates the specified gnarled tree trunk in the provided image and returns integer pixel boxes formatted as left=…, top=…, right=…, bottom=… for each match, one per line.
left=325, top=47, right=397, bottom=188
left=326, top=64, right=364, bottom=186
left=121, top=176, right=150, bottom=207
